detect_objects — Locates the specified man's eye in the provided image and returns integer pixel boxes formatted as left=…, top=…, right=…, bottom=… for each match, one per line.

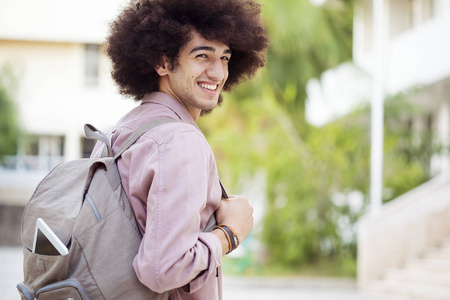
left=196, top=54, right=207, bottom=58
left=221, top=56, right=230, bottom=61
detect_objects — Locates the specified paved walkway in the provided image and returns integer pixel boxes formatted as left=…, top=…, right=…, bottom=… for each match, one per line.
left=1, top=247, right=388, bottom=300
left=223, top=276, right=389, bottom=300
left=1, top=247, right=23, bottom=300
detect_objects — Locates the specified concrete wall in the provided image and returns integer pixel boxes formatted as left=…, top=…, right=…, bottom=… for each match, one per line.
left=307, top=0, right=450, bottom=126
left=0, top=0, right=138, bottom=161
left=0, top=0, right=128, bottom=44
left=0, top=40, right=136, bottom=140
left=0, top=1, right=139, bottom=210
left=0, top=204, right=24, bottom=246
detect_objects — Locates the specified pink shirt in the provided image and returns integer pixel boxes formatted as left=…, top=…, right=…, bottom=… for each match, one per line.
left=91, top=92, right=223, bottom=299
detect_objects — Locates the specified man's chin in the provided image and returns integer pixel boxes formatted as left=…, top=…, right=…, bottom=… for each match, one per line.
left=200, top=94, right=223, bottom=116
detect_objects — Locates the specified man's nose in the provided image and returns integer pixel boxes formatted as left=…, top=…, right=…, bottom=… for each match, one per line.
left=206, top=59, right=226, bottom=81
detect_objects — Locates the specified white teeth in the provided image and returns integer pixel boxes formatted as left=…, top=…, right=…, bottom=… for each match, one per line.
left=199, top=83, right=217, bottom=91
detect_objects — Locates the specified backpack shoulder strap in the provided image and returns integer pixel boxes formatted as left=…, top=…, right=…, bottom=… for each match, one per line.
left=114, top=118, right=178, bottom=160
left=84, top=124, right=113, bottom=157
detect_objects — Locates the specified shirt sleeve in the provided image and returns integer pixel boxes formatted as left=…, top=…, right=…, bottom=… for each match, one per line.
left=131, top=129, right=223, bottom=294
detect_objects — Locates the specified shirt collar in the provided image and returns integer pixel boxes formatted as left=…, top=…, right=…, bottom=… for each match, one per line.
left=141, top=92, right=199, bottom=129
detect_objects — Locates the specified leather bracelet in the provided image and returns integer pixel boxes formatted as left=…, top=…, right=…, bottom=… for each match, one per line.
left=215, top=226, right=231, bottom=254
left=215, top=224, right=239, bottom=254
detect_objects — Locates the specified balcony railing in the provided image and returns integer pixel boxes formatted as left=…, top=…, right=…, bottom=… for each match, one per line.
left=0, top=155, right=64, bottom=205
left=1, top=155, right=64, bottom=171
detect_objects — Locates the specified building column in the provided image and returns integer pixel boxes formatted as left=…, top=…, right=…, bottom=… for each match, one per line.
left=370, top=0, right=387, bottom=213
left=444, top=0, right=450, bottom=17
left=64, top=126, right=81, bottom=162
left=38, top=136, right=50, bottom=170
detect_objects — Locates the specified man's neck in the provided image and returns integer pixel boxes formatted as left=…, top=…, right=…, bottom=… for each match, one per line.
left=158, top=88, right=201, bottom=122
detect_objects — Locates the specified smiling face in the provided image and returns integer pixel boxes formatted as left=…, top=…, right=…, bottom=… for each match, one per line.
left=156, top=30, right=231, bottom=121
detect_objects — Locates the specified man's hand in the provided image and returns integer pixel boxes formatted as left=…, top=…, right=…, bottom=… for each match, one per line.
left=213, top=195, right=254, bottom=255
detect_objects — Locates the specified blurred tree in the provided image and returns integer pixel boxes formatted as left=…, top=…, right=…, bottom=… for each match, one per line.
left=204, top=0, right=356, bottom=271
left=259, top=94, right=435, bottom=272
left=200, top=0, right=437, bottom=276
left=0, top=65, right=20, bottom=164
left=201, top=0, right=356, bottom=273
left=203, top=92, right=435, bottom=276
left=259, top=0, right=353, bottom=130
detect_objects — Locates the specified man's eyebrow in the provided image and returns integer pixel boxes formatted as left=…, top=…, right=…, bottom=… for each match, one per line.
left=190, top=46, right=232, bottom=55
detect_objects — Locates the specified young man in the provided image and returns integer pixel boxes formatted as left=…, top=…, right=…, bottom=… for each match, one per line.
left=92, top=0, right=268, bottom=298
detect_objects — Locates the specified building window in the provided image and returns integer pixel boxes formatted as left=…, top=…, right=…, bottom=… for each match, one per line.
left=85, top=44, right=101, bottom=87
left=14, top=135, right=65, bottom=170
left=81, top=137, right=97, bottom=158
left=389, top=0, right=414, bottom=37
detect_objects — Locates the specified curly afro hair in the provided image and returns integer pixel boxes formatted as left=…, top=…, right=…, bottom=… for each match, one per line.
left=106, top=0, right=269, bottom=100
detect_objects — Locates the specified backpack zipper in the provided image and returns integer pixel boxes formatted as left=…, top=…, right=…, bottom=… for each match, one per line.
left=85, top=193, right=101, bottom=221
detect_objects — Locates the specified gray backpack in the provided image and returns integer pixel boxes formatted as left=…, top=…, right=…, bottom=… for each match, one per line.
left=17, top=119, right=177, bottom=300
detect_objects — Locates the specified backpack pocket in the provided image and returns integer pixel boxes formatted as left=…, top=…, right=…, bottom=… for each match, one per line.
left=23, top=246, right=72, bottom=286
left=36, top=279, right=87, bottom=300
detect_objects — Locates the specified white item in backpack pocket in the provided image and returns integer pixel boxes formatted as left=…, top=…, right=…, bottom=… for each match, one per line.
left=33, top=218, right=69, bottom=256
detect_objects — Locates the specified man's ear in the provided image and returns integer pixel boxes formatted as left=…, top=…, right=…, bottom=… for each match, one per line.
left=155, top=56, right=170, bottom=76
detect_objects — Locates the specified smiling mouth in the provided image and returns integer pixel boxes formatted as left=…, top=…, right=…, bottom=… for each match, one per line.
left=198, top=83, right=219, bottom=91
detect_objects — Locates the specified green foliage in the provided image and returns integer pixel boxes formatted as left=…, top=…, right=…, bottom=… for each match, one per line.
left=200, top=0, right=358, bottom=273
left=200, top=0, right=438, bottom=276
left=203, top=90, right=436, bottom=276
left=262, top=93, right=436, bottom=268
left=259, top=0, right=354, bottom=129
left=382, top=93, right=434, bottom=200
left=261, top=106, right=369, bottom=268
left=0, top=65, right=20, bottom=163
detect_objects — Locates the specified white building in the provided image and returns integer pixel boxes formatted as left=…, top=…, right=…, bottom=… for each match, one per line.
left=307, top=0, right=450, bottom=174
left=0, top=0, right=137, bottom=205
left=307, top=0, right=450, bottom=297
